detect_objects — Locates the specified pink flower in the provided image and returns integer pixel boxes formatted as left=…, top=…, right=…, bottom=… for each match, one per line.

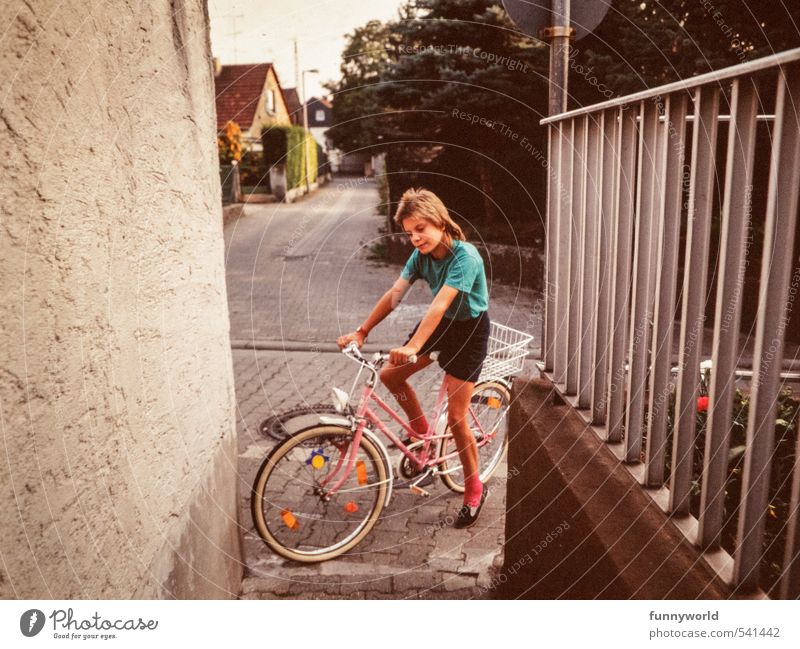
left=697, top=396, right=709, bottom=413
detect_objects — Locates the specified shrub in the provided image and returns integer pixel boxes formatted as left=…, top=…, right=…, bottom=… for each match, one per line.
left=261, top=125, right=318, bottom=190
left=217, top=121, right=243, bottom=164
left=655, top=382, right=799, bottom=596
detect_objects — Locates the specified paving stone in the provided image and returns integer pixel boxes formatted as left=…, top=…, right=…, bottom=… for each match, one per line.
left=240, top=577, right=292, bottom=596
left=459, top=550, right=497, bottom=575
left=339, top=576, right=394, bottom=596
left=238, top=591, right=283, bottom=600
left=439, top=572, right=479, bottom=592
left=287, top=577, right=341, bottom=596
left=423, top=587, right=483, bottom=599
left=292, top=592, right=362, bottom=600
left=392, top=573, right=436, bottom=593
left=426, top=556, right=466, bottom=573
left=375, top=513, right=409, bottom=533
left=319, top=561, right=399, bottom=576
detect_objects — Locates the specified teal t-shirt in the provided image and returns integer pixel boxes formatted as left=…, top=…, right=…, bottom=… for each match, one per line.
left=400, top=239, right=489, bottom=320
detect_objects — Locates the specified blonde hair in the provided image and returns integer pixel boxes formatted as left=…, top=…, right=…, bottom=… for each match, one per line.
left=393, top=188, right=466, bottom=243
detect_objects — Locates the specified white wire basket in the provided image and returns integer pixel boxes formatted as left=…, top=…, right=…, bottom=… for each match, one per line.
left=478, top=321, right=535, bottom=382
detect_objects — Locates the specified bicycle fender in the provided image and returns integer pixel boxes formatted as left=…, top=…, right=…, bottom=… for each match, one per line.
left=317, top=414, right=352, bottom=427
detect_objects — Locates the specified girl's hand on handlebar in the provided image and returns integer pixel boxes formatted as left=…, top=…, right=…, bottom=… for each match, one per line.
left=337, top=330, right=366, bottom=350
left=389, top=345, right=419, bottom=366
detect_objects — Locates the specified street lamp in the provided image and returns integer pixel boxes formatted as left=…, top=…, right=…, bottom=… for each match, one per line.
left=302, top=68, right=319, bottom=193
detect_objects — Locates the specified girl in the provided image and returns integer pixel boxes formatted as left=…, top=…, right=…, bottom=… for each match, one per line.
left=337, top=188, right=491, bottom=528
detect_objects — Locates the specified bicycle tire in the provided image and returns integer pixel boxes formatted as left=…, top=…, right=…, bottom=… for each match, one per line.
left=251, top=425, right=388, bottom=562
left=439, top=380, right=511, bottom=493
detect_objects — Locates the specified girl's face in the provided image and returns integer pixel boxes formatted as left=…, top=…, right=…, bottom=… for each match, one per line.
left=402, top=215, right=447, bottom=256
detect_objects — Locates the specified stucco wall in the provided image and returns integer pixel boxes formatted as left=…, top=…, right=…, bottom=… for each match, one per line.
left=0, top=1, right=241, bottom=598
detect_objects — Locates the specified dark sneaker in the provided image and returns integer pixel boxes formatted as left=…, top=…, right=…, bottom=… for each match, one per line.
left=454, top=486, right=489, bottom=529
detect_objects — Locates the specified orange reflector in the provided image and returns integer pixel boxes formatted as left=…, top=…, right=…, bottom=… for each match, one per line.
left=356, top=460, right=368, bottom=485
left=344, top=501, right=359, bottom=513
left=487, top=397, right=501, bottom=409
left=280, top=509, right=298, bottom=530
left=311, top=454, right=325, bottom=469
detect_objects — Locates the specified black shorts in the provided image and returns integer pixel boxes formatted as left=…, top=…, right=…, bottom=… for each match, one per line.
left=404, top=311, right=490, bottom=383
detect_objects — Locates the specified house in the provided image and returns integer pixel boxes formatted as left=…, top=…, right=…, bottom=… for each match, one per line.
left=282, top=87, right=302, bottom=125
left=305, top=96, right=333, bottom=149
left=214, top=62, right=291, bottom=150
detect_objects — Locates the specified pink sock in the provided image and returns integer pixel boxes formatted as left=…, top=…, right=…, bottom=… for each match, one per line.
left=409, top=415, right=429, bottom=438
left=464, top=476, right=483, bottom=507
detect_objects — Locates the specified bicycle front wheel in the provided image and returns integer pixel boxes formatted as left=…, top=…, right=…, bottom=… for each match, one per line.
left=251, top=425, right=388, bottom=562
left=440, top=380, right=511, bottom=493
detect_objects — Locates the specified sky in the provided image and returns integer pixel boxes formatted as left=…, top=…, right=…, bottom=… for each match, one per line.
left=208, top=0, right=405, bottom=100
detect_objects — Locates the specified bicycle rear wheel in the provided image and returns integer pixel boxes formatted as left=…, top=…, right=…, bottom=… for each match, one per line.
left=251, top=425, right=388, bottom=562
left=440, top=380, right=511, bottom=493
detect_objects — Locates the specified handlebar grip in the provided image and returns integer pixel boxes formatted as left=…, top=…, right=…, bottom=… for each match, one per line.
left=376, top=351, right=417, bottom=365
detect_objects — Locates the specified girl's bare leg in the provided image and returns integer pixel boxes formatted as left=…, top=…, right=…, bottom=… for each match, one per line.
left=379, top=355, right=435, bottom=434
left=445, top=374, right=480, bottom=503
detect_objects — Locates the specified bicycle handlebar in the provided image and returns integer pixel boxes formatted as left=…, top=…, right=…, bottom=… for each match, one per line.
left=342, top=342, right=417, bottom=366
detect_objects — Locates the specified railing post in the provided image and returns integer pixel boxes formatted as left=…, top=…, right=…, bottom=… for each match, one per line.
left=606, top=107, right=638, bottom=443
left=554, top=121, right=573, bottom=386
left=670, top=86, right=721, bottom=515
left=591, top=110, right=618, bottom=424
left=543, top=125, right=559, bottom=373
left=624, top=100, right=661, bottom=462
left=645, top=93, right=689, bottom=487
left=578, top=115, right=602, bottom=409
left=698, top=77, right=759, bottom=550
left=566, top=117, right=587, bottom=395
left=734, top=64, right=800, bottom=592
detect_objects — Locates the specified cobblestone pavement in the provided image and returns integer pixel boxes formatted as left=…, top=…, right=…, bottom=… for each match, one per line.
left=225, top=179, right=541, bottom=600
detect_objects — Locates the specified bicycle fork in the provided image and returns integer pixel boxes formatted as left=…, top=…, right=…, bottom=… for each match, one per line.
left=313, top=421, right=367, bottom=499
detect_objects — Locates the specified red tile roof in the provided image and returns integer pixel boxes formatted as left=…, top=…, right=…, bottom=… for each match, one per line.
left=214, top=63, right=273, bottom=132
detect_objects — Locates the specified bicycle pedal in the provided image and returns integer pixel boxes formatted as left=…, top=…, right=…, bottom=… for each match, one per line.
left=409, top=484, right=431, bottom=497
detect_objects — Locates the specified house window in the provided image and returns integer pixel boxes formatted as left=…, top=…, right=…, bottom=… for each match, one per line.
left=265, top=90, right=275, bottom=113
left=315, top=109, right=325, bottom=122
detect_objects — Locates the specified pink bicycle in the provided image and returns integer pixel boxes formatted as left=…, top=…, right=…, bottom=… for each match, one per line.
left=251, top=322, right=532, bottom=562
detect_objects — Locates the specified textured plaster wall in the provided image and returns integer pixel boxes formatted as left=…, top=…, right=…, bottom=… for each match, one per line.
left=0, top=1, right=240, bottom=598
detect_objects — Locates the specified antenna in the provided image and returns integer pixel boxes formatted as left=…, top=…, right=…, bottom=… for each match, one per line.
left=294, top=37, right=300, bottom=91
left=221, top=12, right=245, bottom=63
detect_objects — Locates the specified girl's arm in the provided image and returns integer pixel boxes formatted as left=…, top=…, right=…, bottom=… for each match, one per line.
left=336, top=277, right=413, bottom=349
left=389, top=285, right=459, bottom=364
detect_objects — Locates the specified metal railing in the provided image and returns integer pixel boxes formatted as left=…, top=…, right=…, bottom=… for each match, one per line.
left=539, top=48, right=800, bottom=598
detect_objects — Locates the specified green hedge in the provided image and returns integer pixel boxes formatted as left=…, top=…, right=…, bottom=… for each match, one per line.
left=262, top=125, right=317, bottom=190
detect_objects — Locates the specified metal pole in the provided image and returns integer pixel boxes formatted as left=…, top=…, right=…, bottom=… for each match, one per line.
left=546, top=0, right=572, bottom=116
left=302, top=70, right=310, bottom=193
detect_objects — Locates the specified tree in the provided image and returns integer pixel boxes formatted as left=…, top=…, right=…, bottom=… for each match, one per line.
left=325, top=20, right=395, bottom=154
left=570, top=1, right=800, bottom=103
left=372, top=1, right=550, bottom=229
left=327, top=1, right=800, bottom=242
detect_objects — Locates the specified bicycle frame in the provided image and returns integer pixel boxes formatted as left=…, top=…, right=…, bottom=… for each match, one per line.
left=319, top=348, right=503, bottom=497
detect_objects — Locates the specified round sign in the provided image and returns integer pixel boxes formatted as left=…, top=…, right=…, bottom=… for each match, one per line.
left=502, top=0, right=612, bottom=42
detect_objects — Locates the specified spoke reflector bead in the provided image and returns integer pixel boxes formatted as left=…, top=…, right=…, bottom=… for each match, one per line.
left=356, top=459, right=368, bottom=485
left=344, top=501, right=359, bottom=513
left=280, top=509, right=298, bottom=530
left=487, top=397, right=501, bottom=409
